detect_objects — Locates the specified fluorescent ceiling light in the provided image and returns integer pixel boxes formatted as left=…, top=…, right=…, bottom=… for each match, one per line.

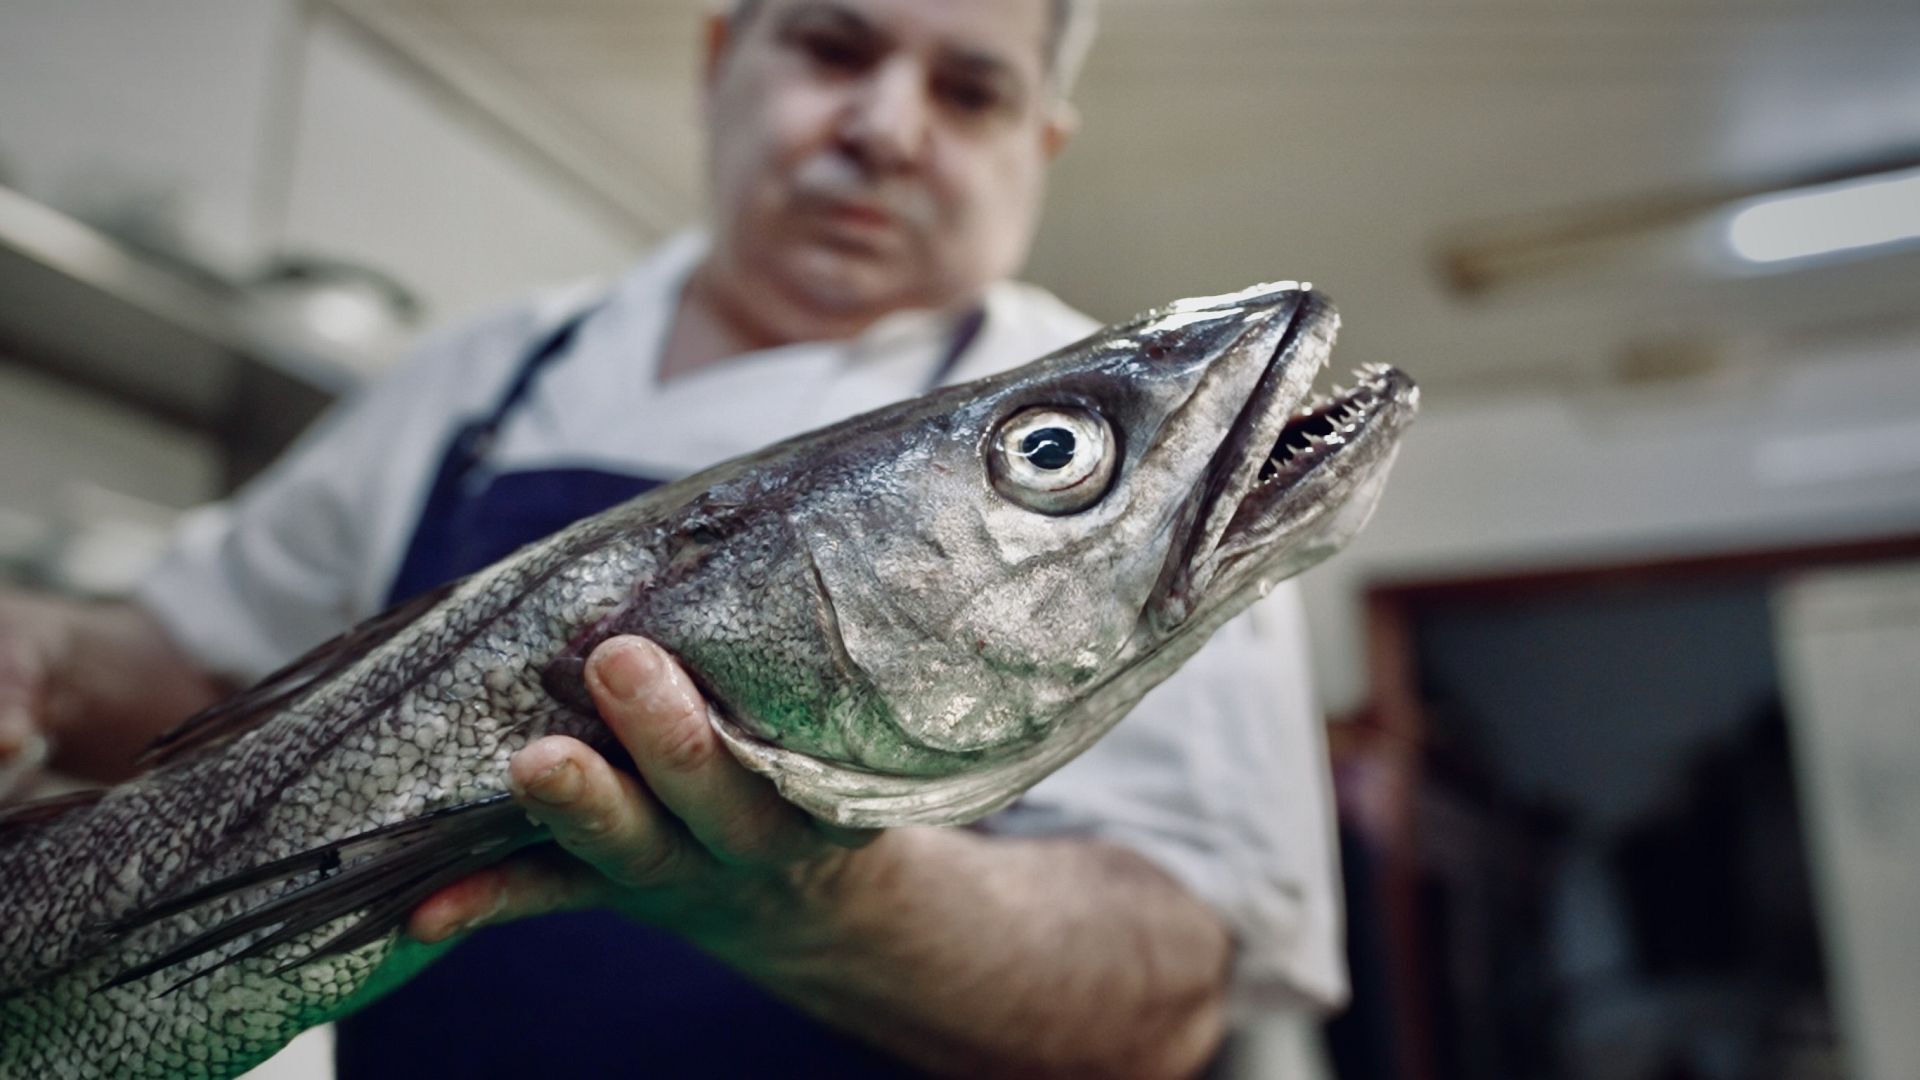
left=1438, top=155, right=1920, bottom=296
left=1724, top=166, right=1920, bottom=265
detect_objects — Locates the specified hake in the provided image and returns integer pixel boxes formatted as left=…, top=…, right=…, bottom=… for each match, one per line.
left=0, top=283, right=1416, bottom=1078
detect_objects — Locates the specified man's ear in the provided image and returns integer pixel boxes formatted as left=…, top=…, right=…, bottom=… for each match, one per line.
left=1042, top=100, right=1080, bottom=161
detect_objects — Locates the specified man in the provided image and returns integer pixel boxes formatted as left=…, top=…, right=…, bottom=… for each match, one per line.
left=0, top=0, right=1345, bottom=1074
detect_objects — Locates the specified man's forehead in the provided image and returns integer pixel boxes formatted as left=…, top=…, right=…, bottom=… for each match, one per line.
left=755, top=0, right=1053, bottom=73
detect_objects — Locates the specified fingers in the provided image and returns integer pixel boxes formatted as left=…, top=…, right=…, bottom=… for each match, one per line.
left=0, top=700, right=30, bottom=756
left=0, top=638, right=48, bottom=800
left=407, top=845, right=604, bottom=944
left=507, top=734, right=700, bottom=889
left=410, top=634, right=875, bottom=944
left=585, top=637, right=833, bottom=867
left=0, top=732, right=49, bottom=803
left=0, top=637, right=42, bottom=756
left=410, top=720, right=719, bottom=942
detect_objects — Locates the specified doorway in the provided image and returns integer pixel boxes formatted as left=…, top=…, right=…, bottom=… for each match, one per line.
left=1329, top=537, right=1920, bottom=1080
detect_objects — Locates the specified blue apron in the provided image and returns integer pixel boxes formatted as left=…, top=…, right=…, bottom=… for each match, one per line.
left=334, top=303, right=984, bottom=1078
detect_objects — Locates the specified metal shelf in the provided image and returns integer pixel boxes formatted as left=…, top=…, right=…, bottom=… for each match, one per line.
left=0, top=184, right=366, bottom=488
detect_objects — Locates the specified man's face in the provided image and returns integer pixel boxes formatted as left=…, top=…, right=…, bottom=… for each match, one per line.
left=703, top=0, right=1073, bottom=321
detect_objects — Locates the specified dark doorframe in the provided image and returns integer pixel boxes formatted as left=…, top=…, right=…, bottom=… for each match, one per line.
left=1332, top=532, right=1920, bottom=1080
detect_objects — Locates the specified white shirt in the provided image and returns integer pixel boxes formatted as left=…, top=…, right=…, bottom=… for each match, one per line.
left=137, top=231, right=1347, bottom=1011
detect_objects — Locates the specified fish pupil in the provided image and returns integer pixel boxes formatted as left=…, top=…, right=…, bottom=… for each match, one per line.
left=1021, top=428, right=1076, bottom=470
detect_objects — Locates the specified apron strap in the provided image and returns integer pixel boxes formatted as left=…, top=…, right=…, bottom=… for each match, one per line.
left=385, top=303, right=600, bottom=604
left=925, top=305, right=987, bottom=391
left=388, top=298, right=982, bottom=606
left=457, top=305, right=601, bottom=476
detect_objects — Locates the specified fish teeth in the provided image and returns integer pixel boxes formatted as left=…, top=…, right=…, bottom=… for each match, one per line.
left=1269, top=369, right=1391, bottom=485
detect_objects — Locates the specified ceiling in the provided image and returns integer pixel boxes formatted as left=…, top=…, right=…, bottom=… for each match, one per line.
left=330, top=0, right=1920, bottom=398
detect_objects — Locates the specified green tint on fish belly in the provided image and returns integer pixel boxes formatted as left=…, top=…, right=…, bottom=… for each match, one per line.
left=681, top=637, right=981, bottom=777
left=3, top=952, right=345, bottom=1078
left=325, top=934, right=459, bottom=1021
left=678, top=641, right=843, bottom=751
left=0, top=906, right=452, bottom=1079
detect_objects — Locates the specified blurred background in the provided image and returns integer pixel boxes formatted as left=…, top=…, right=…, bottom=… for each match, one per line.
left=1, top=1, right=1916, bottom=1078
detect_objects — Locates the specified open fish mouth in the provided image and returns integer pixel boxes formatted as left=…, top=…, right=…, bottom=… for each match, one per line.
left=1166, top=292, right=1419, bottom=617
left=1228, top=359, right=1417, bottom=541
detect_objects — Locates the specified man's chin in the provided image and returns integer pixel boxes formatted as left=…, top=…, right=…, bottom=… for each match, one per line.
left=780, top=246, right=931, bottom=320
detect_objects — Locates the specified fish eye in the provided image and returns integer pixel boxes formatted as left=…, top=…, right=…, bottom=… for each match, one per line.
left=989, top=406, right=1116, bottom=514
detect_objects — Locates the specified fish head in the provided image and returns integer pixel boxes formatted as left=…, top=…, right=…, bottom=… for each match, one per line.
left=631, top=284, right=1416, bottom=825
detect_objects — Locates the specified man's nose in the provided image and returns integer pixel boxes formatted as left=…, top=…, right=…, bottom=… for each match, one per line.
left=836, top=60, right=929, bottom=173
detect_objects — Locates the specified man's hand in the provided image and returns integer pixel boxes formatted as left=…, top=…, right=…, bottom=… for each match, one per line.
left=409, top=633, right=1232, bottom=1077
left=408, top=635, right=872, bottom=947
left=0, top=593, right=63, bottom=800
left=0, top=592, right=224, bottom=795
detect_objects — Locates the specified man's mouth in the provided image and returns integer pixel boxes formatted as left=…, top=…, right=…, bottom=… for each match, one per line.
left=797, top=194, right=915, bottom=256
left=824, top=200, right=895, bottom=228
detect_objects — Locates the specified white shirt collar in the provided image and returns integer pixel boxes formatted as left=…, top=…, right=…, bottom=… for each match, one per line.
left=594, top=228, right=983, bottom=380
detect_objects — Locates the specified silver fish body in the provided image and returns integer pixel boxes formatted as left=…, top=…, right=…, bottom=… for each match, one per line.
left=0, top=283, right=1415, bottom=1077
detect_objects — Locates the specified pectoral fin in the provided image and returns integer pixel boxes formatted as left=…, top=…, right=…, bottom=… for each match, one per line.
left=102, top=793, right=542, bottom=992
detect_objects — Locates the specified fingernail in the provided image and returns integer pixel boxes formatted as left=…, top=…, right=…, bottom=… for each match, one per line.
left=523, top=759, right=581, bottom=806
left=446, top=893, right=510, bottom=939
left=598, top=640, right=661, bottom=702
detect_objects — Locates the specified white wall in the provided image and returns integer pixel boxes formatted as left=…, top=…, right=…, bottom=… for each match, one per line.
left=1775, top=562, right=1920, bottom=1080
left=0, top=1, right=651, bottom=336
left=0, top=0, right=662, bottom=570
left=0, top=365, right=218, bottom=517
left=0, top=362, right=219, bottom=592
left=0, top=0, right=291, bottom=272
left=277, top=11, right=649, bottom=327
left=0, top=1, right=665, bottom=601
left=1302, top=328, right=1920, bottom=712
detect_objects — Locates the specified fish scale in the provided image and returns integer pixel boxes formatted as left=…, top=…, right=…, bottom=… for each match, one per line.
left=0, top=284, right=1416, bottom=1077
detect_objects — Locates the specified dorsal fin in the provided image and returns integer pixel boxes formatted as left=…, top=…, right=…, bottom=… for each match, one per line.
left=139, top=578, right=462, bottom=768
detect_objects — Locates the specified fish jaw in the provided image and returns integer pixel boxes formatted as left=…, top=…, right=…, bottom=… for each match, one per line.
left=1154, top=294, right=1419, bottom=632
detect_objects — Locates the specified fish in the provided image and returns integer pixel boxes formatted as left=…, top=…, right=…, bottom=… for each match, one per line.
left=0, top=282, right=1416, bottom=1078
